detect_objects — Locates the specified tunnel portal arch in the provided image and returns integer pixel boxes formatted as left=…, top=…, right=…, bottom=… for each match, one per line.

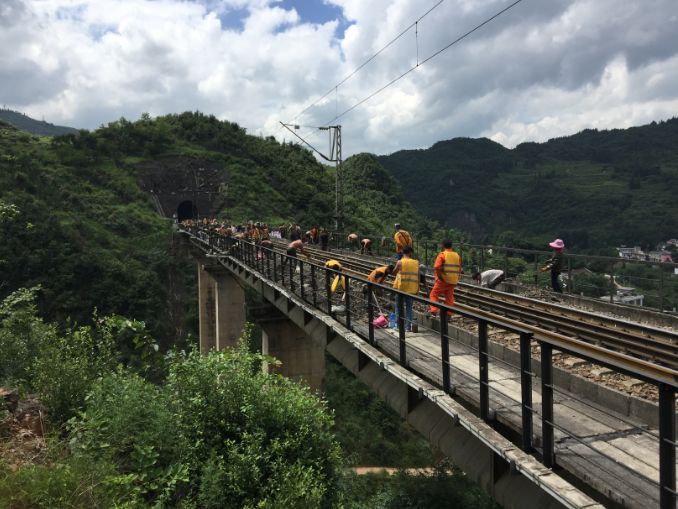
left=177, top=200, right=198, bottom=222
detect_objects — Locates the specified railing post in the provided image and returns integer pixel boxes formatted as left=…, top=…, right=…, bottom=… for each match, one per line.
left=273, top=251, right=278, bottom=282
left=266, top=250, right=271, bottom=279
left=567, top=256, right=572, bottom=294
left=344, top=274, right=351, bottom=330
left=299, top=260, right=305, bottom=300
left=534, top=253, right=539, bottom=286
left=289, top=255, right=295, bottom=292
left=659, top=383, right=676, bottom=509
left=660, top=268, right=665, bottom=312
left=520, top=331, right=534, bottom=452
left=311, top=264, right=317, bottom=307
left=281, top=253, right=285, bottom=284
left=440, top=308, right=450, bottom=394
left=397, top=293, right=406, bottom=366
left=478, top=319, right=489, bottom=420
left=326, top=269, right=332, bottom=315
left=541, top=342, right=554, bottom=468
left=367, top=283, right=375, bottom=345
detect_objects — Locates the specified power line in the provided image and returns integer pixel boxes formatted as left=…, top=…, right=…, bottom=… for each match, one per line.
left=323, top=0, right=526, bottom=125
left=285, top=0, right=447, bottom=125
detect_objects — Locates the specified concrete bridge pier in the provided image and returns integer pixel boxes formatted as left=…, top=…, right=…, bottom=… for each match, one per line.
left=260, top=319, right=325, bottom=392
left=198, top=263, right=246, bottom=352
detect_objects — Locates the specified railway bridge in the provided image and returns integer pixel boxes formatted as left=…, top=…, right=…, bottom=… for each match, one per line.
left=181, top=226, right=678, bottom=509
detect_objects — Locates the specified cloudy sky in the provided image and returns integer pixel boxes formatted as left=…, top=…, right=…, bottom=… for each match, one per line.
left=1, top=0, right=677, bottom=156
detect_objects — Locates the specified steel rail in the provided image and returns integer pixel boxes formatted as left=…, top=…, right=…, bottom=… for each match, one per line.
left=271, top=239, right=678, bottom=370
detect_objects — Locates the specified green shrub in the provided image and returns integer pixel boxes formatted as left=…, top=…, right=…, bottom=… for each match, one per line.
left=32, top=321, right=116, bottom=424
left=0, top=287, right=55, bottom=388
left=340, top=463, right=498, bottom=509
left=167, top=338, right=343, bottom=508
left=69, top=371, right=187, bottom=505
left=0, top=455, right=116, bottom=509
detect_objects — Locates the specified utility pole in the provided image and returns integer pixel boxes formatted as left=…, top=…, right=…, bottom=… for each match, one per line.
left=279, top=122, right=343, bottom=231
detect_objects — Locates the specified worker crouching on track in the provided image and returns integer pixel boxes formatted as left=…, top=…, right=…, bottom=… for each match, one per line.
left=260, top=239, right=274, bottom=259
left=360, top=238, right=372, bottom=255
left=429, top=240, right=461, bottom=315
left=473, top=269, right=505, bottom=289
left=394, top=223, right=413, bottom=260
left=347, top=233, right=359, bottom=250
left=325, top=259, right=346, bottom=295
left=392, top=246, right=419, bottom=332
left=364, top=264, right=395, bottom=298
left=284, top=238, right=309, bottom=270
left=368, top=264, right=394, bottom=285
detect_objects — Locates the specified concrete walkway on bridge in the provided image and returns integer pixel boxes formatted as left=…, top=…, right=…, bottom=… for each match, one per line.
left=358, top=323, right=669, bottom=509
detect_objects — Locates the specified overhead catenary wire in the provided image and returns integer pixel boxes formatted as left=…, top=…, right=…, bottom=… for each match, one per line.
left=323, top=0, right=525, bottom=125
left=284, top=0, right=447, bottom=125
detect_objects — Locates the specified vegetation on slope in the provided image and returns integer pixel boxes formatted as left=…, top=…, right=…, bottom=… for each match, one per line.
left=0, top=112, right=437, bottom=346
left=0, top=294, right=343, bottom=508
left=378, top=118, right=678, bottom=248
left=0, top=112, right=490, bottom=507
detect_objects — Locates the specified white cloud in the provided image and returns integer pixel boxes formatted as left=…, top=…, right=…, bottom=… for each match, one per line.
left=1, top=0, right=677, bottom=155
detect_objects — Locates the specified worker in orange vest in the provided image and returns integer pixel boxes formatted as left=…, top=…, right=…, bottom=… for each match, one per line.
left=429, top=240, right=461, bottom=314
left=393, top=223, right=413, bottom=259
left=368, top=264, right=394, bottom=285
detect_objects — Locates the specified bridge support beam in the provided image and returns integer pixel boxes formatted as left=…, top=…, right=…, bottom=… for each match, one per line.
left=198, top=264, right=246, bottom=353
left=261, top=320, right=325, bottom=392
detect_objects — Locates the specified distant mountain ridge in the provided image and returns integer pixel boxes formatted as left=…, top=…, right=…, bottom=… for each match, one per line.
left=0, top=108, right=78, bottom=136
left=377, top=118, right=678, bottom=248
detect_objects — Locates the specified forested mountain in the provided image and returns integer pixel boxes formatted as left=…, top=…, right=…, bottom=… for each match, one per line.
left=378, top=118, right=678, bottom=249
left=0, top=108, right=78, bottom=136
left=1, top=112, right=484, bottom=508
left=0, top=112, right=434, bottom=346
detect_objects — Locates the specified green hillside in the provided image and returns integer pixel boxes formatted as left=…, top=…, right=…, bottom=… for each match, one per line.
left=378, top=118, right=678, bottom=248
left=0, top=108, right=78, bottom=136
left=0, top=113, right=434, bottom=344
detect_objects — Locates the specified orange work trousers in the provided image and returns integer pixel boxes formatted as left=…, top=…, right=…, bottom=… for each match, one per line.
left=429, top=280, right=456, bottom=313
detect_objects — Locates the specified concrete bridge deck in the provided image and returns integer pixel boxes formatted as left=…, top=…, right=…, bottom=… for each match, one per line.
left=183, top=229, right=678, bottom=509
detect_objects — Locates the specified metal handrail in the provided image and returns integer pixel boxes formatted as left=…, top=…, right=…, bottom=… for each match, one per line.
left=182, top=225, right=677, bottom=508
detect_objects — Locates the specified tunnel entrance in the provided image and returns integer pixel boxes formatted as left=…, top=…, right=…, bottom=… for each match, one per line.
left=177, top=200, right=198, bottom=222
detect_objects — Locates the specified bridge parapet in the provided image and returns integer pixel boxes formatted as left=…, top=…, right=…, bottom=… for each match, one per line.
left=183, top=225, right=677, bottom=509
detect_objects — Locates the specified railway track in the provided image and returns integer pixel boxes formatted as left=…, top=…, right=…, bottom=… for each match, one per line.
left=272, top=239, right=678, bottom=370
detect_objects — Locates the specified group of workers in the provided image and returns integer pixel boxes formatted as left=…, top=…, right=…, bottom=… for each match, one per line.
left=184, top=218, right=565, bottom=332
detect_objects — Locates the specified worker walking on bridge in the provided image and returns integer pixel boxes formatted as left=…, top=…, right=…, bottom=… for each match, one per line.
left=319, top=228, right=329, bottom=251
left=392, top=246, right=419, bottom=332
left=541, top=238, right=565, bottom=293
left=393, top=224, right=413, bottom=260
left=429, top=240, right=461, bottom=314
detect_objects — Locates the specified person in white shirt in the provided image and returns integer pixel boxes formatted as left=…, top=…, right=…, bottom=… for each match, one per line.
left=473, top=269, right=505, bottom=289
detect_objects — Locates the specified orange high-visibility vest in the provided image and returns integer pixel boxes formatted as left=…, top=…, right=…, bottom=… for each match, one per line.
left=440, top=250, right=461, bottom=284
left=394, top=230, right=413, bottom=251
left=368, top=265, right=389, bottom=284
left=394, top=258, right=419, bottom=294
